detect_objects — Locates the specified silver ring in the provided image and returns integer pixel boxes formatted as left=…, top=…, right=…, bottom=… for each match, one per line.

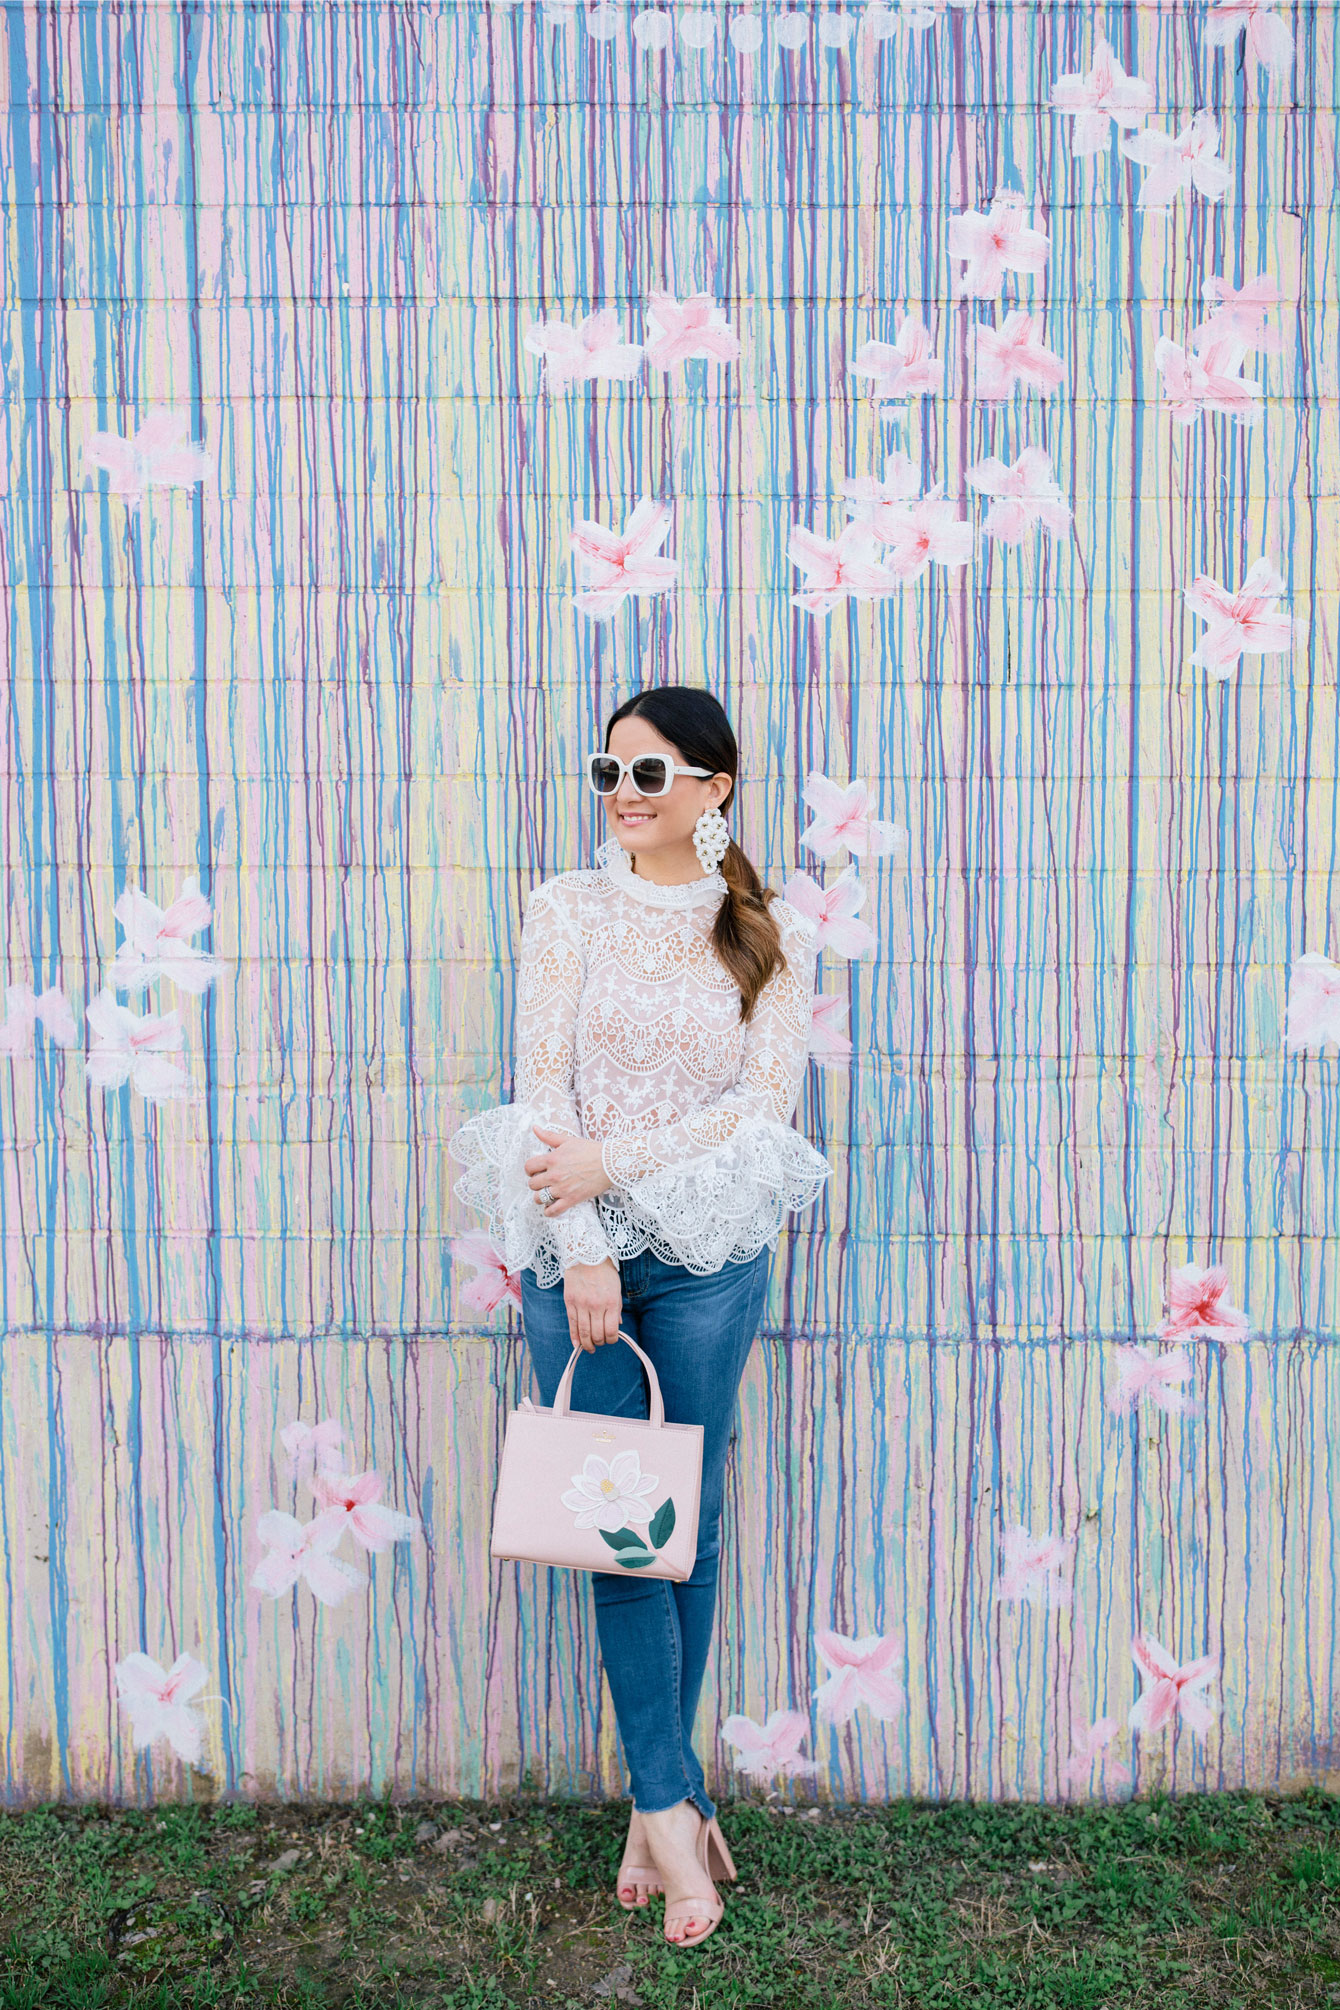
left=536, top=1185, right=555, bottom=1207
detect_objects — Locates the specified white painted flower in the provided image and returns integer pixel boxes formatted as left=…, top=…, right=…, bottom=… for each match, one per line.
left=561, top=1451, right=659, bottom=1533
left=114, top=1652, right=211, bottom=1766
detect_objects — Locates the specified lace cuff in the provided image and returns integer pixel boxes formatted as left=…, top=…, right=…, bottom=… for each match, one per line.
left=599, top=1116, right=831, bottom=1275
left=448, top=1103, right=617, bottom=1289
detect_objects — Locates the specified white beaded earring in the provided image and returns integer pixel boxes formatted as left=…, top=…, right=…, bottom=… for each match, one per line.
left=692, top=805, right=731, bottom=874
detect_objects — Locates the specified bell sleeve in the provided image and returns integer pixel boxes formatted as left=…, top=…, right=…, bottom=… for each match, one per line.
left=448, top=879, right=617, bottom=1289
left=597, top=902, right=831, bottom=1273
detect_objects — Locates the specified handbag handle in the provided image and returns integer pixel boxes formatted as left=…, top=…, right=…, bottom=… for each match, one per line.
left=551, top=1328, right=666, bottom=1429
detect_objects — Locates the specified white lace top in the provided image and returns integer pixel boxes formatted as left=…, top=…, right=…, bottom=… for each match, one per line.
left=449, top=837, right=832, bottom=1286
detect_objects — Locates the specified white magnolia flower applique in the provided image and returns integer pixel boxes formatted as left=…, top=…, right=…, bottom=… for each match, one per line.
left=561, top=1450, right=659, bottom=1533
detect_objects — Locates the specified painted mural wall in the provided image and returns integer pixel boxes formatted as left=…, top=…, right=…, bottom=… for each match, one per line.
left=1, top=0, right=1337, bottom=1807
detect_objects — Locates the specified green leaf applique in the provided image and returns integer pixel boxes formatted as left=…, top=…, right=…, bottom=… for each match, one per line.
left=593, top=1495, right=677, bottom=1570
left=599, top=1527, right=651, bottom=1553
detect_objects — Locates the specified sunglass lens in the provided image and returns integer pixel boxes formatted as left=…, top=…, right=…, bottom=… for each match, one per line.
left=590, top=757, right=622, bottom=794
left=631, top=757, right=671, bottom=795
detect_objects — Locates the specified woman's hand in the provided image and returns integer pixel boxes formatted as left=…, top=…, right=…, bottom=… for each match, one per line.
left=563, top=1259, right=622, bottom=1352
left=525, top=1125, right=613, bottom=1216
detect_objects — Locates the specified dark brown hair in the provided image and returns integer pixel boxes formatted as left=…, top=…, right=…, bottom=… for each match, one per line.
left=603, top=685, right=785, bottom=1023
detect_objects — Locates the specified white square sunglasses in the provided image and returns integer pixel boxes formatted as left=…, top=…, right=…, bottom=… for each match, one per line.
left=587, top=751, right=715, bottom=799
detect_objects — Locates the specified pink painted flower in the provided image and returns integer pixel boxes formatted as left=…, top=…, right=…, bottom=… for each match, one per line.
left=1128, top=1634, right=1219, bottom=1736
left=1106, top=1344, right=1196, bottom=1416
left=85, top=407, right=211, bottom=502
left=522, top=309, right=643, bottom=388
left=781, top=867, right=878, bottom=959
left=973, top=313, right=1066, bottom=400
left=1062, top=1716, right=1131, bottom=1789
left=279, top=1418, right=347, bottom=1477
left=840, top=463, right=970, bottom=577
left=1050, top=38, right=1154, bottom=154
left=1154, top=337, right=1261, bottom=425
left=808, top=995, right=853, bottom=1065
left=1121, top=114, right=1231, bottom=208
left=84, top=990, right=191, bottom=1102
left=996, top=1525, right=1075, bottom=1609
left=800, top=774, right=906, bottom=861
left=107, top=877, right=224, bottom=995
left=1185, top=559, right=1294, bottom=678
left=874, top=495, right=975, bottom=579
left=848, top=313, right=940, bottom=400
left=966, top=447, right=1071, bottom=543
left=453, top=1231, right=524, bottom=1315
left=0, top=982, right=78, bottom=1055
left=788, top=523, right=899, bottom=614
left=720, top=1709, right=819, bottom=1782
left=1194, top=273, right=1288, bottom=354
left=114, top=1651, right=210, bottom=1765
left=1203, top=0, right=1294, bottom=78
left=813, top=1629, right=905, bottom=1724
left=311, top=1470, right=421, bottom=1553
left=643, top=292, right=740, bottom=368
left=569, top=498, right=678, bottom=621
left=1157, top=1262, right=1251, bottom=1343
left=1284, top=952, right=1340, bottom=1052
left=948, top=193, right=1050, bottom=298
left=251, top=1510, right=368, bottom=1607
left=1188, top=303, right=1273, bottom=355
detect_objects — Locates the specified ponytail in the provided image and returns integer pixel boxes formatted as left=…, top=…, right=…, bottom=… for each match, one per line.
left=714, top=839, right=785, bottom=1024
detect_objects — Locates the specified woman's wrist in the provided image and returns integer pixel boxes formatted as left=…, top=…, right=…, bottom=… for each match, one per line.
left=573, top=1137, right=614, bottom=1196
left=527, top=1127, right=615, bottom=1211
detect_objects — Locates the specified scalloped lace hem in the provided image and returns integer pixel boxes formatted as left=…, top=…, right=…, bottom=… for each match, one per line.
left=448, top=1103, right=615, bottom=1289
left=450, top=1104, right=831, bottom=1286
left=598, top=1120, right=831, bottom=1275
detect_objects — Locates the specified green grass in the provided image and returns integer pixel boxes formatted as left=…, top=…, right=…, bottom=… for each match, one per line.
left=2, top=1790, right=1339, bottom=2007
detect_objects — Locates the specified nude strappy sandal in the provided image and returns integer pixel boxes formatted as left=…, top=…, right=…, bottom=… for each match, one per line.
left=661, top=1810, right=737, bottom=1948
left=616, top=1846, right=663, bottom=1908
left=617, top=1864, right=663, bottom=1908
left=705, top=1815, right=737, bottom=1885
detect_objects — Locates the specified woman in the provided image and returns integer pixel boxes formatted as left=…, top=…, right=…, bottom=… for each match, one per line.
left=449, top=684, right=830, bottom=1947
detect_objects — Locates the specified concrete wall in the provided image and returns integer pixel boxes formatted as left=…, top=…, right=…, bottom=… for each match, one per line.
left=1, top=0, right=1337, bottom=1805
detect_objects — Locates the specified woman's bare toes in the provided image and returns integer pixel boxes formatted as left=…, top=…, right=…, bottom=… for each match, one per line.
left=616, top=1809, right=661, bottom=1908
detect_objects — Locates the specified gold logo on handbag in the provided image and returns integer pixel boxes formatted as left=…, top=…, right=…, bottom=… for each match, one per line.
left=489, top=1330, right=703, bottom=1583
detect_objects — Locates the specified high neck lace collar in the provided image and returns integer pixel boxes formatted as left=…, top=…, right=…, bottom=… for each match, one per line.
left=596, top=836, right=727, bottom=910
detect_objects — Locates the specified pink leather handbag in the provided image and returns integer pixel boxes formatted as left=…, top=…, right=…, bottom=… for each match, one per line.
left=490, top=1330, right=703, bottom=1582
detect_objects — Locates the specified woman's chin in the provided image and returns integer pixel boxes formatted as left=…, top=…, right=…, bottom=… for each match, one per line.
left=610, top=816, right=666, bottom=848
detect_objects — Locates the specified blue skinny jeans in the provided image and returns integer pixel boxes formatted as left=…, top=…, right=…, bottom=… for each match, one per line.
left=519, top=1243, right=772, bottom=1818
